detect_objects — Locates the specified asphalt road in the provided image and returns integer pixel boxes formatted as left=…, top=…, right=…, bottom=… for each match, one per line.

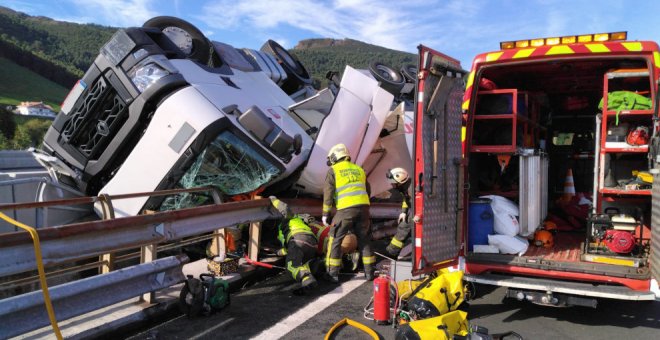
left=126, top=272, right=660, bottom=340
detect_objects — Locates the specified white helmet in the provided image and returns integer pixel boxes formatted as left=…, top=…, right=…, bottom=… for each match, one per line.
left=327, top=143, right=350, bottom=165
left=387, top=167, right=410, bottom=185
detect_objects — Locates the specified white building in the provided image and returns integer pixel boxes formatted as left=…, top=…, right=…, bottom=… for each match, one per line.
left=16, top=101, right=56, bottom=118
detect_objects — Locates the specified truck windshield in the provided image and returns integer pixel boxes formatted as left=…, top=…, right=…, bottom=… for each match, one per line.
left=160, top=130, right=281, bottom=210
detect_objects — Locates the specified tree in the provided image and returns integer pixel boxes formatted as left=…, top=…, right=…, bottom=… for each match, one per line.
left=22, top=118, right=51, bottom=146
left=0, top=106, right=16, bottom=140
left=11, top=125, right=32, bottom=149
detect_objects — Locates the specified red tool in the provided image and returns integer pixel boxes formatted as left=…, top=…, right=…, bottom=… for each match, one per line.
left=243, top=254, right=286, bottom=270
left=373, top=275, right=391, bottom=325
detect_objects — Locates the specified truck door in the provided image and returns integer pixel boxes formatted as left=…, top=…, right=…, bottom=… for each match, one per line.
left=412, top=45, right=467, bottom=275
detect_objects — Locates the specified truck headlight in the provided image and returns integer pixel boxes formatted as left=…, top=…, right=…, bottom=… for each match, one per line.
left=129, top=62, right=170, bottom=93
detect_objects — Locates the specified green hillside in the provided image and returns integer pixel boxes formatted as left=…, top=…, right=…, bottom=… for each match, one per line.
left=0, top=57, right=67, bottom=111
left=293, top=38, right=416, bottom=88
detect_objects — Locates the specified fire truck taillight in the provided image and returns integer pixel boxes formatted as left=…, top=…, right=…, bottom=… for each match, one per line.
left=500, top=31, right=627, bottom=50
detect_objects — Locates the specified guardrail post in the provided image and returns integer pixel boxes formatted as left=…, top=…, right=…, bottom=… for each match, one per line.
left=248, top=195, right=262, bottom=261
left=210, top=188, right=226, bottom=258
left=97, top=194, right=116, bottom=274
left=139, top=244, right=157, bottom=303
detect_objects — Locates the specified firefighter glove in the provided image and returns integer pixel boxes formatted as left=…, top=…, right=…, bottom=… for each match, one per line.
left=322, top=216, right=329, bottom=226
left=398, top=212, right=406, bottom=224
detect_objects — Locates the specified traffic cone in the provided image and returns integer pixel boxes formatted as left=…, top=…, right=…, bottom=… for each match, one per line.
left=562, top=168, right=576, bottom=201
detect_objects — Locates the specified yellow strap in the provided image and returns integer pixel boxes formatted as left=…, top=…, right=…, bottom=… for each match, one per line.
left=0, top=212, right=63, bottom=339
left=324, top=318, right=378, bottom=340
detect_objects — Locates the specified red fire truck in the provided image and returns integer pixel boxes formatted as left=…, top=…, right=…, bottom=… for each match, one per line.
left=412, top=32, right=659, bottom=307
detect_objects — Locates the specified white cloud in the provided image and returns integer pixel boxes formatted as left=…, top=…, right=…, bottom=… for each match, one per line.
left=69, top=0, right=158, bottom=27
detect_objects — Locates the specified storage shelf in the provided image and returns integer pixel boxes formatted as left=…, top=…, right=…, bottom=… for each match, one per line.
left=602, top=143, right=649, bottom=153
left=599, top=188, right=651, bottom=196
left=604, top=109, right=653, bottom=116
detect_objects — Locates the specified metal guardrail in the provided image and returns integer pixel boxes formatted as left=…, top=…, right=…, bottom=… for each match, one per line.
left=0, top=190, right=401, bottom=338
left=0, top=255, right=188, bottom=339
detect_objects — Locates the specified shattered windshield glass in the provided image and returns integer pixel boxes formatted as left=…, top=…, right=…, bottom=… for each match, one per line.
left=160, top=130, right=281, bottom=211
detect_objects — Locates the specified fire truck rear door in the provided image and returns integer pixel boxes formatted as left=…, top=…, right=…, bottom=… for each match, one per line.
left=412, top=45, right=467, bottom=275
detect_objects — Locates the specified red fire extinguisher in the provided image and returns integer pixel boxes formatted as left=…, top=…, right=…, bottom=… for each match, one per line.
left=373, top=275, right=390, bottom=324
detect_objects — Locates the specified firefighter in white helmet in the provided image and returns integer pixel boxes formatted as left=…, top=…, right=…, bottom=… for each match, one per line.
left=322, top=143, right=375, bottom=283
left=385, top=167, right=413, bottom=258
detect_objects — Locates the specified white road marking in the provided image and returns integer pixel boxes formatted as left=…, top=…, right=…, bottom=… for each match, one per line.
left=250, top=277, right=366, bottom=339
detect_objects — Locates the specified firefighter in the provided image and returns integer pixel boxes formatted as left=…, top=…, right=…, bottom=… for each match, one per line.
left=385, top=167, right=413, bottom=258
left=322, top=143, right=375, bottom=283
left=269, top=196, right=318, bottom=289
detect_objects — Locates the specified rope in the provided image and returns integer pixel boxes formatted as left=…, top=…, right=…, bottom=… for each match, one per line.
left=0, top=212, right=62, bottom=339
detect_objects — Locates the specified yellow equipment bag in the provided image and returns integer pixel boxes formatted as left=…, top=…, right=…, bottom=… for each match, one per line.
left=395, top=310, right=469, bottom=340
left=406, top=270, right=465, bottom=319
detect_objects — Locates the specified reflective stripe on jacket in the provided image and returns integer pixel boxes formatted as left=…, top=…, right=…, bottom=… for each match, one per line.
left=332, top=161, right=369, bottom=210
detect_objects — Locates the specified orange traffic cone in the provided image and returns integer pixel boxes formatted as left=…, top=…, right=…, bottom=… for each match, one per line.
left=562, top=168, right=576, bottom=201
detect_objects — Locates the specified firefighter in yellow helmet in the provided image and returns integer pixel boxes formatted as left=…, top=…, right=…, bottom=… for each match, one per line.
left=269, top=197, right=318, bottom=289
left=322, top=143, right=375, bottom=283
left=385, top=167, right=413, bottom=258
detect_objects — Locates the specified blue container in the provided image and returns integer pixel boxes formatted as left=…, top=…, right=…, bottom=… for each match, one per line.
left=468, top=199, right=494, bottom=251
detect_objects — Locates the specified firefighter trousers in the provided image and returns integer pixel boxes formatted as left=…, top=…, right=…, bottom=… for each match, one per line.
left=286, top=234, right=318, bottom=282
left=387, top=219, right=412, bottom=256
left=326, top=205, right=375, bottom=274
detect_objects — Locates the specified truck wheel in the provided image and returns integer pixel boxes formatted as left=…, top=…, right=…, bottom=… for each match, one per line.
left=369, top=61, right=405, bottom=95
left=261, top=39, right=312, bottom=94
left=400, top=64, right=417, bottom=83
left=143, top=16, right=211, bottom=64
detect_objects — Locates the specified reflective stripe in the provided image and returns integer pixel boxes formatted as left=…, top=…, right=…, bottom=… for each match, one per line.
left=585, top=43, right=610, bottom=53
left=325, top=236, right=334, bottom=266
left=390, top=238, right=403, bottom=248
left=362, top=256, right=376, bottom=265
left=654, top=52, right=660, bottom=68
left=485, top=52, right=503, bottom=62
left=323, top=204, right=332, bottom=214
left=337, top=190, right=369, bottom=200
left=465, top=71, right=475, bottom=89
left=622, top=42, right=643, bottom=52
left=513, top=48, right=535, bottom=59
left=402, top=201, right=408, bottom=209
left=287, top=261, right=300, bottom=280
left=462, top=99, right=470, bottom=111
left=546, top=45, right=574, bottom=55
left=327, top=258, right=343, bottom=267
left=336, top=183, right=366, bottom=192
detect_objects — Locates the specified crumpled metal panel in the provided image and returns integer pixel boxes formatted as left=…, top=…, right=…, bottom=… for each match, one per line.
left=421, top=72, right=465, bottom=264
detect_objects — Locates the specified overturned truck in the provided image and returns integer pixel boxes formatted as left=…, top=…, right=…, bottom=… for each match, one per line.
left=35, top=16, right=414, bottom=219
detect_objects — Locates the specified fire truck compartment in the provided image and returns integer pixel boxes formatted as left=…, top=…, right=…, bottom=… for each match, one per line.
left=466, top=55, right=654, bottom=281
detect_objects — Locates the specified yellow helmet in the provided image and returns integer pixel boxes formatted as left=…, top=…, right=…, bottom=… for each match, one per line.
left=327, top=143, right=350, bottom=165
left=387, top=167, right=410, bottom=185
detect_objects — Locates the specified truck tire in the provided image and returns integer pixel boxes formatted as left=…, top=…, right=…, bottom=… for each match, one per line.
left=143, top=16, right=211, bottom=64
left=260, top=39, right=312, bottom=94
left=400, top=64, right=417, bottom=83
left=369, top=61, right=405, bottom=95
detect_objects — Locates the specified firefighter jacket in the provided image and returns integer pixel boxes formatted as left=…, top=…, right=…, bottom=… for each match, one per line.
left=322, top=160, right=370, bottom=217
left=278, top=216, right=315, bottom=246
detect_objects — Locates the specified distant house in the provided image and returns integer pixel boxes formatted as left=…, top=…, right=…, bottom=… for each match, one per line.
left=16, top=101, right=56, bottom=118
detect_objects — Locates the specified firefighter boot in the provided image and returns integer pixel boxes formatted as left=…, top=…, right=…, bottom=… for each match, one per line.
left=323, top=270, right=339, bottom=283
left=301, top=273, right=318, bottom=290
left=364, top=265, right=375, bottom=281
left=385, top=244, right=401, bottom=258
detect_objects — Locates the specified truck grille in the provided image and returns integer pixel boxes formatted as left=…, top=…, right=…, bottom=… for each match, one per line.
left=61, top=76, right=128, bottom=159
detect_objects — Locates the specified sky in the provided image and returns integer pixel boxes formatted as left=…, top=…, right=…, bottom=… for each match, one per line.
left=1, top=0, right=659, bottom=68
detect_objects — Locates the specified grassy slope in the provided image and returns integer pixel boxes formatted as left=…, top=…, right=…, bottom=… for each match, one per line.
left=0, top=57, right=68, bottom=111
